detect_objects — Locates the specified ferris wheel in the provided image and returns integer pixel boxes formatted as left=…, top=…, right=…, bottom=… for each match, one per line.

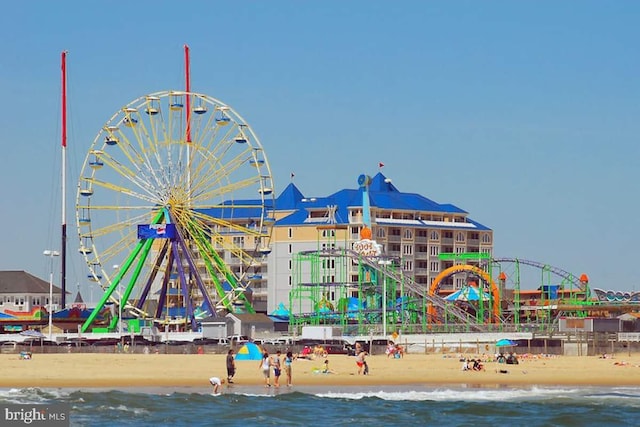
left=75, top=91, right=275, bottom=331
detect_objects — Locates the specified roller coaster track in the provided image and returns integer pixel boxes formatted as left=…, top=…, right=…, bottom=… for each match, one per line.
left=487, top=258, right=587, bottom=291
left=306, top=249, right=495, bottom=331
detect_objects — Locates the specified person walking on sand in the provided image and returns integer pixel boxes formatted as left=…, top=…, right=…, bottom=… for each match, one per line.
left=259, top=351, right=272, bottom=387
left=226, top=349, right=236, bottom=384
left=273, top=350, right=283, bottom=388
left=284, top=350, right=295, bottom=387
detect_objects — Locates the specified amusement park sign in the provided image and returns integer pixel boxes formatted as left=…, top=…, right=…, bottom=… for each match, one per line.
left=353, top=239, right=382, bottom=257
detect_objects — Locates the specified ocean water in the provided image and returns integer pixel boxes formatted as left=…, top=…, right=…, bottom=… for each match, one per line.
left=1, top=384, right=639, bottom=427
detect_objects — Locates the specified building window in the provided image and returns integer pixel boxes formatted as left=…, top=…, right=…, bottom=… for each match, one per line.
left=430, top=231, right=439, bottom=240
left=288, top=228, right=293, bottom=239
left=482, top=233, right=492, bottom=244
left=456, top=232, right=465, bottom=242
left=403, top=260, right=413, bottom=271
left=233, top=236, right=244, bottom=247
left=403, top=229, right=413, bottom=239
left=402, top=245, right=413, bottom=255
left=430, top=246, right=439, bottom=256
left=322, top=259, right=336, bottom=269
left=288, top=276, right=292, bottom=286
left=376, top=228, right=386, bottom=238
left=288, top=260, right=292, bottom=270
left=288, top=244, right=293, bottom=254
left=430, top=262, right=439, bottom=272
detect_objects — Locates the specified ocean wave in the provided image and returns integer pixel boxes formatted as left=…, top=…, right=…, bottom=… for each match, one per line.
left=314, top=385, right=640, bottom=405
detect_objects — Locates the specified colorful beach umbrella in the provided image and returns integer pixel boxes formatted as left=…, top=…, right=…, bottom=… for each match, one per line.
left=496, top=339, right=517, bottom=347
left=234, top=342, right=263, bottom=361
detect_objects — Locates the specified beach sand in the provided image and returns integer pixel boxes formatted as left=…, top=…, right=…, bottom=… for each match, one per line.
left=2, top=351, right=640, bottom=389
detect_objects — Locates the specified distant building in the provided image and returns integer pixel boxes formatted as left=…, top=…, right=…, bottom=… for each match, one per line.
left=0, top=271, right=66, bottom=315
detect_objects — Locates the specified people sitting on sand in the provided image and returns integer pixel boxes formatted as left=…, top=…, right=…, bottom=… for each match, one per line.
left=506, top=352, right=519, bottom=365
left=313, top=345, right=327, bottom=358
left=472, top=359, right=484, bottom=371
left=299, top=346, right=313, bottom=360
left=461, top=359, right=470, bottom=371
left=322, top=359, right=335, bottom=374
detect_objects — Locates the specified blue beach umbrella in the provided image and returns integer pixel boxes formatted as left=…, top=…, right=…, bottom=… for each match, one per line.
left=496, top=339, right=517, bottom=347
left=235, top=342, right=263, bottom=361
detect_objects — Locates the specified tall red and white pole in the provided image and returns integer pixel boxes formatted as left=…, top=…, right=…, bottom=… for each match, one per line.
left=184, top=44, right=191, bottom=143
left=60, top=50, right=67, bottom=309
left=184, top=44, right=192, bottom=194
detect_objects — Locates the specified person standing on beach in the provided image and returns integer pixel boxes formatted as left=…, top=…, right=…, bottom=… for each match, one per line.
left=273, top=350, right=282, bottom=388
left=226, top=349, right=236, bottom=383
left=356, top=350, right=367, bottom=375
left=259, top=351, right=272, bottom=387
left=284, top=350, right=294, bottom=387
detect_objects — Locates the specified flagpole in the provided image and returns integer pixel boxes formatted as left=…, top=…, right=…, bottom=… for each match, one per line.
left=61, top=50, right=67, bottom=309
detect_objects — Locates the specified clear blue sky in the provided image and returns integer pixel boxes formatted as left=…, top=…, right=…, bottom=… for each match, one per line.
left=1, top=1, right=638, bottom=301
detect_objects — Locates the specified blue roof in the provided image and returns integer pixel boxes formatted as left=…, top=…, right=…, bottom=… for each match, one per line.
left=276, top=183, right=305, bottom=210
left=195, top=172, right=490, bottom=231
left=274, top=172, right=489, bottom=230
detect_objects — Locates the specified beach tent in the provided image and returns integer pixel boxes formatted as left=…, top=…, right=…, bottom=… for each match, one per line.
left=445, top=286, right=491, bottom=302
left=270, top=302, right=290, bottom=318
left=235, top=342, right=263, bottom=361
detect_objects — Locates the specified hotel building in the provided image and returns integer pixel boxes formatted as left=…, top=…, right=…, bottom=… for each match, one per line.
left=257, top=172, right=493, bottom=314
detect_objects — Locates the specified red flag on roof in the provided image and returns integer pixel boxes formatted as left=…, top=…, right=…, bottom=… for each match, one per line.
left=378, top=162, right=384, bottom=168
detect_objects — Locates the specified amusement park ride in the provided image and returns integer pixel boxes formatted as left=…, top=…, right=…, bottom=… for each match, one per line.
left=10, top=46, right=636, bottom=337
left=75, top=46, right=275, bottom=333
